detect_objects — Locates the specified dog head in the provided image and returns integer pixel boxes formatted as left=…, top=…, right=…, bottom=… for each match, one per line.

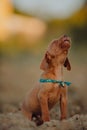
left=40, top=35, right=71, bottom=71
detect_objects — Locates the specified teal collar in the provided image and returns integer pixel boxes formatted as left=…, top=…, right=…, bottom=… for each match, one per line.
left=39, top=79, right=71, bottom=87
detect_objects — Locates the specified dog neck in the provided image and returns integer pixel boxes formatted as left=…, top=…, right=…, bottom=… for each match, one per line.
left=41, top=65, right=64, bottom=81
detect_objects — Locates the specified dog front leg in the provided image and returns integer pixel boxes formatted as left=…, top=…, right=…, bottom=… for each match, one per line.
left=38, top=93, right=50, bottom=122
left=60, top=95, right=67, bottom=120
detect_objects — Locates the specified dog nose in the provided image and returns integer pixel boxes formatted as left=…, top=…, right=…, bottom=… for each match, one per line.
left=63, top=34, right=67, bottom=37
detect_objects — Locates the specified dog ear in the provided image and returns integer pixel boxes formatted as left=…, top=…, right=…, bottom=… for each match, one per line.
left=64, top=57, right=71, bottom=71
left=40, top=51, right=51, bottom=71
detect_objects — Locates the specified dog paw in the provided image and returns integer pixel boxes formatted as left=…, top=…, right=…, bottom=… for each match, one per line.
left=60, top=116, right=66, bottom=120
left=42, top=116, right=50, bottom=122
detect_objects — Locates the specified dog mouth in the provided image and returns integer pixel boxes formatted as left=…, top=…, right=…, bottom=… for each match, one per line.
left=62, top=38, right=71, bottom=49
left=58, top=35, right=71, bottom=50
left=61, top=41, right=70, bottom=50
left=64, top=39, right=70, bottom=43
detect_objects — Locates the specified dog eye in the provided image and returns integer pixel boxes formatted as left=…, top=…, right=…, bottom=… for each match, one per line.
left=51, top=55, right=55, bottom=58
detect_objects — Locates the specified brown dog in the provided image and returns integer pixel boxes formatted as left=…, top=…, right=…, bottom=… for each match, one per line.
left=21, top=35, right=71, bottom=125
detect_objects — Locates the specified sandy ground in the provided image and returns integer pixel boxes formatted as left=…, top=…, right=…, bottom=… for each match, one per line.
left=0, top=111, right=87, bottom=130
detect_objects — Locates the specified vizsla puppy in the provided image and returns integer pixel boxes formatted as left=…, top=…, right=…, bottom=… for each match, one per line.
left=21, top=35, right=71, bottom=125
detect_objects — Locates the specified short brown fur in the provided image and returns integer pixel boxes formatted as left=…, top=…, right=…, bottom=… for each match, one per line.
left=21, top=35, right=71, bottom=125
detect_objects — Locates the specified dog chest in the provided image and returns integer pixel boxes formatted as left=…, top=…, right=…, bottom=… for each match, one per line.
left=48, top=85, right=61, bottom=109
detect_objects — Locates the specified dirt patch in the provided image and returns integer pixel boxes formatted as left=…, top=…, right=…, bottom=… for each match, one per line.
left=0, top=112, right=87, bottom=130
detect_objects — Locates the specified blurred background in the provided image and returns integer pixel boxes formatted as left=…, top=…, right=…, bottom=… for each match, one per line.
left=0, top=0, right=87, bottom=116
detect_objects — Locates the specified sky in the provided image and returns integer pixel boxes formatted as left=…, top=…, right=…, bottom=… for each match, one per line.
left=12, top=0, right=85, bottom=20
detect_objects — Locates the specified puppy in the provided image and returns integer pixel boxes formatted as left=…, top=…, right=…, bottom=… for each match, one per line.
left=21, top=35, right=71, bottom=125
